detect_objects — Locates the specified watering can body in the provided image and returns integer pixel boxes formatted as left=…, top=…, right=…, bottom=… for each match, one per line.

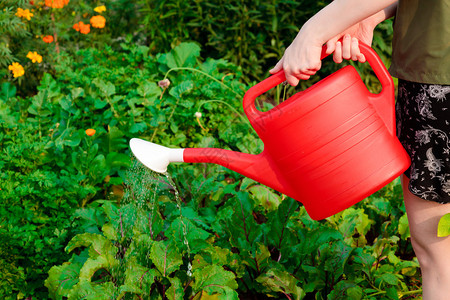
left=130, top=42, right=410, bottom=220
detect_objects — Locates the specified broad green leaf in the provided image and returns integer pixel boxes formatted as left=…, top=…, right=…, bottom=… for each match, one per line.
left=322, top=240, right=353, bottom=283
left=94, top=98, right=108, bottom=109
left=386, top=286, right=399, bottom=299
left=398, top=213, right=410, bottom=240
left=130, top=122, right=148, bottom=133
left=78, top=257, right=108, bottom=282
left=256, top=268, right=305, bottom=300
left=242, top=243, right=270, bottom=273
left=266, top=197, right=298, bottom=251
left=166, top=277, right=184, bottom=300
left=293, top=227, right=342, bottom=256
left=67, top=281, right=114, bottom=300
left=93, top=78, right=116, bottom=97
left=161, top=42, right=201, bottom=68
left=223, top=192, right=262, bottom=250
left=72, top=207, right=106, bottom=234
left=338, top=208, right=374, bottom=246
left=347, top=286, right=363, bottom=299
left=133, top=206, right=164, bottom=239
left=70, top=87, right=84, bottom=99
left=248, top=185, right=281, bottom=211
left=137, top=81, right=160, bottom=105
left=45, top=262, right=81, bottom=299
left=437, top=213, right=450, bottom=237
left=167, top=218, right=210, bottom=253
left=65, top=233, right=119, bottom=281
left=1, top=82, right=16, bottom=99
left=149, top=240, right=183, bottom=277
left=101, top=223, right=117, bottom=240
left=192, top=265, right=238, bottom=298
left=380, top=273, right=399, bottom=286
left=327, top=281, right=362, bottom=300
left=117, top=257, right=159, bottom=298
left=169, top=80, right=194, bottom=99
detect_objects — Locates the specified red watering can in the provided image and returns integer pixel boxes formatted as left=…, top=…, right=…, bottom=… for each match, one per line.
left=130, top=42, right=410, bottom=220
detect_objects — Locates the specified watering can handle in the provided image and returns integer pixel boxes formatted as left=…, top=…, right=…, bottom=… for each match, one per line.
left=243, top=41, right=395, bottom=134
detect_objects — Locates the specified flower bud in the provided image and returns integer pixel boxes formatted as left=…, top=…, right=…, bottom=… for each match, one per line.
left=158, top=79, right=170, bottom=88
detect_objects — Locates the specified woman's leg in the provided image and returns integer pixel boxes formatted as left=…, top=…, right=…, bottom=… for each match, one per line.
left=402, top=174, right=450, bottom=299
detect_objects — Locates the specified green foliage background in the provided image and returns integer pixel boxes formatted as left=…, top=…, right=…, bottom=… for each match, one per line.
left=0, top=0, right=426, bottom=299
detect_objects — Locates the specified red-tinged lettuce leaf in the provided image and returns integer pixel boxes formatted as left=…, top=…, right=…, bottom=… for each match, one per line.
left=167, top=217, right=211, bottom=254
left=149, top=240, right=183, bottom=277
left=266, top=197, right=299, bottom=257
left=117, top=257, right=160, bottom=298
left=256, top=267, right=305, bottom=300
left=165, top=277, right=184, bottom=300
left=65, top=233, right=119, bottom=282
left=67, top=281, right=115, bottom=300
left=248, top=184, right=281, bottom=211
left=242, top=243, right=270, bottom=274
left=45, top=262, right=81, bottom=299
left=192, top=265, right=238, bottom=299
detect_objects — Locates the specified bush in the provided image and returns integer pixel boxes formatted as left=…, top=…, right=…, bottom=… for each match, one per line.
left=138, top=0, right=393, bottom=85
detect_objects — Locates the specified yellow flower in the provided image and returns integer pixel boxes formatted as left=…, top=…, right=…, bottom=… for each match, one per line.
left=90, top=15, right=106, bottom=28
left=16, top=8, right=34, bottom=20
left=8, top=62, right=25, bottom=78
left=94, top=5, right=106, bottom=13
left=26, top=51, right=43, bottom=63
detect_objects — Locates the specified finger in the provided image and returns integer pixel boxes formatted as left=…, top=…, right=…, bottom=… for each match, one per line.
left=301, top=69, right=317, bottom=76
left=342, top=34, right=351, bottom=60
left=285, top=74, right=300, bottom=86
left=333, top=41, right=343, bottom=64
left=325, top=37, right=339, bottom=55
left=357, top=53, right=366, bottom=63
left=269, top=57, right=284, bottom=74
left=351, top=37, right=360, bottom=61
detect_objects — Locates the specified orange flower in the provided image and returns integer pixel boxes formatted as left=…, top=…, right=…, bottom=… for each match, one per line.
left=45, top=0, right=69, bottom=8
left=73, top=21, right=90, bottom=34
left=85, top=129, right=96, bottom=136
left=90, top=15, right=106, bottom=28
left=42, top=35, right=54, bottom=43
left=8, top=62, right=25, bottom=78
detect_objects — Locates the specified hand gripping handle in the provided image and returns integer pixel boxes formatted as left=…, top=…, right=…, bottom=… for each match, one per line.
left=242, top=41, right=395, bottom=132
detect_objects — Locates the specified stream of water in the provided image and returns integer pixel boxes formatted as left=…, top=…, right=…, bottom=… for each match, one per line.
left=121, top=158, right=192, bottom=276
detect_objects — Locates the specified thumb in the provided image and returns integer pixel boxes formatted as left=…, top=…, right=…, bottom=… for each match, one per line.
left=269, top=57, right=284, bottom=74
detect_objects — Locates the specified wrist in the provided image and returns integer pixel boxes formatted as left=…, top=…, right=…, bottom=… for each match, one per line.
left=299, top=19, right=328, bottom=46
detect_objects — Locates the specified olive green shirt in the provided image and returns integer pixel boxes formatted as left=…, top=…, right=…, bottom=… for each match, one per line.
left=389, top=0, right=450, bottom=85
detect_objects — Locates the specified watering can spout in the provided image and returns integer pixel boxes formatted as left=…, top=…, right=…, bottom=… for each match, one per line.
left=130, top=138, right=288, bottom=193
left=129, top=138, right=184, bottom=173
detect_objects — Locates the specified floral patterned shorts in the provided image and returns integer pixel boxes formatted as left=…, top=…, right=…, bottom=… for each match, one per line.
left=396, top=79, right=450, bottom=203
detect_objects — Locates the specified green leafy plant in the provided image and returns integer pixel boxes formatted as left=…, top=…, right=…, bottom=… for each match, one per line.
left=438, top=213, right=450, bottom=237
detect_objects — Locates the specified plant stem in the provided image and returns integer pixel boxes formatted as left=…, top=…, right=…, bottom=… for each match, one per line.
left=196, top=99, right=251, bottom=127
left=163, top=67, right=243, bottom=97
left=50, top=12, right=60, bottom=60
left=400, top=289, right=423, bottom=298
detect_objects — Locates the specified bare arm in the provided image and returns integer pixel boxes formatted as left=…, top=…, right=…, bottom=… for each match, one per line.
left=270, top=0, right=398, bottom=86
